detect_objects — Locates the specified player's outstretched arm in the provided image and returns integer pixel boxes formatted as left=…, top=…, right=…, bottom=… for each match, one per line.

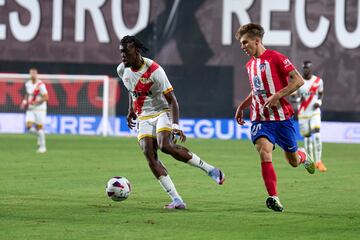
left=235, top=92, right=252, bottom=125
left=164, top=91, right=186, bottom=142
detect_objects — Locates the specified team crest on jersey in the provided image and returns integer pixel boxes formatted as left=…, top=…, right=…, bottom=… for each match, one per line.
left=139, top=77, right=152, bottom=84
left=253, top=75, right=262, bottom=90
left=259, top=63, right=266, bottom=72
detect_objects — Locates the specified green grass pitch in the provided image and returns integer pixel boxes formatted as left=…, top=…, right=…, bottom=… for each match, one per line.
left=0, top=134, right=359, bottom=240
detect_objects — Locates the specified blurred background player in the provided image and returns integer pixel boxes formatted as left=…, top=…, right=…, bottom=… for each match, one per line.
left=234, top=23, right=315, bottom=212
left=295, top=61, right=326, bottom=172
left=117, top=35, right=225, bottom=209
left=20, top=68, right=48, bottom=153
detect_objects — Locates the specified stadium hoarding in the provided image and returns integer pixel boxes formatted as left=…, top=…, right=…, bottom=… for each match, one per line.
left=0, top=0, right=359, bottom=120
left=1, top=113, right=359, bottom=143
left=0, top=73, right=120, bottom=114
left=0, top=113, right=24, bottom=133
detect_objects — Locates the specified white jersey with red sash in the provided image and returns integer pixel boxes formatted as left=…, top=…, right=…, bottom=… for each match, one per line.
left=25, top=79, right=47, bottom=111
left=246, top=49, right=295, bottom=122
left=117, top=57, right=173, bottom=118
left=297, top=75, right=323, bottom=117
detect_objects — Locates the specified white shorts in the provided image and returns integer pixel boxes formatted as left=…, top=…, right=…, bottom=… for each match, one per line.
left=298, top=113, right=321, bottom=136
left=137, top=111, right=172, bottom=141
left=25, top=110, right=47, bottom=126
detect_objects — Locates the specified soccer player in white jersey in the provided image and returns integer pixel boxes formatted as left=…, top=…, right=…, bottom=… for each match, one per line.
left=234, top=23, right=315, bottom=212
left=296, top=61, right=326, bottom=172
left=116, top=36, right=225, bottom=209
left=20, top=68, right=48, bottom=153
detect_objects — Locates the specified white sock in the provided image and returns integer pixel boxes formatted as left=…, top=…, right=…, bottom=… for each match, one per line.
left=37, top=129, right=46, bottom=149
left=313, top=133, right=322, bottom=163
left=158, top=175, right=182, bottom=202
left=187, top=153, right=214, bottom=173
left=304, top=137, right=314, bottom=160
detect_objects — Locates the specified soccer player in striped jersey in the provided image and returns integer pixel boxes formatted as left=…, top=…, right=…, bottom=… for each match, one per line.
left=234, top=23, right=315, bottom=212
left=20, top=68, right=48, bottom=153
left=296, top=61, right=326, bottom=172
left=116, top=35, right=225, bottom=210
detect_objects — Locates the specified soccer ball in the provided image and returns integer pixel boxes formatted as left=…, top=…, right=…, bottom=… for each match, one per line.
left=105, top=176, right=132, bottom=201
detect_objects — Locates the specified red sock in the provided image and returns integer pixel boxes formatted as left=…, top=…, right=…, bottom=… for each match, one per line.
left=297, top=149, right=306, bottom=163
left=261, top=162, right=277, bottom=196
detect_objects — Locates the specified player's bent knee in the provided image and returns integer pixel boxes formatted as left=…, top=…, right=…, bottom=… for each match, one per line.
left=312, top=128, right=320, bottom=133
left=35, top=125, right=43, bottom=130
left=140, top=144, right=155, bottom=157
left=142, top=146, right=153, bottom=155
left=259, top=149, right=272, bottom=162
left=26, top=122, right=33, bottom=129
left=159, top=143, right=172, bottom=154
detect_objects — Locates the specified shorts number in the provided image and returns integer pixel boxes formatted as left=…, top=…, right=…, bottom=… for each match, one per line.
left=251, top=123, right=262, bottom=136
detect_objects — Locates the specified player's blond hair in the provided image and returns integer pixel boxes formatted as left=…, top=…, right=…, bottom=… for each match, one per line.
left=235, top=23, right=264, bottom=40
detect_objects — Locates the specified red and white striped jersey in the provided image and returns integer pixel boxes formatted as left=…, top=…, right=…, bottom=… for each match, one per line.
left=297, top=75, right=323, bottom=117
left=117, top=57, right=173, bottom=117
left=246, top=49, right=295, bottom=121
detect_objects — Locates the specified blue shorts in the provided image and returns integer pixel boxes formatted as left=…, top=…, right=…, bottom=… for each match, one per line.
left=250, top=118, right=298, bottom=152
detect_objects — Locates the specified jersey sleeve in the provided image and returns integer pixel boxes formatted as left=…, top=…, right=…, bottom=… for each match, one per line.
left=39, top=82, right=48, bottom=95
left=275, top=52, right=295, bottom=76
left=153, top=66, right=173, bottom=94
left=116, top=63, right=125, bottom=79
left=318, top=78, right=324, bottom=92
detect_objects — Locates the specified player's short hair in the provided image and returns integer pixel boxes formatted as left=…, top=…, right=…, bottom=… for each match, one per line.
left=29, top=67, right=38, bottom=72
left=303, top=60, right=313, bottom=68
left=120, top=35, right=149, bottom=53
left=235, top=23, right=264, bottom=40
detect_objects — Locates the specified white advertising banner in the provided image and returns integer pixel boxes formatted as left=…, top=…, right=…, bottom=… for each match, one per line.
left=321, top=122, right=360, bottom=143
left=0, top=113, right=24, bottom=133
left=1, top=113, right=359, bottom=144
